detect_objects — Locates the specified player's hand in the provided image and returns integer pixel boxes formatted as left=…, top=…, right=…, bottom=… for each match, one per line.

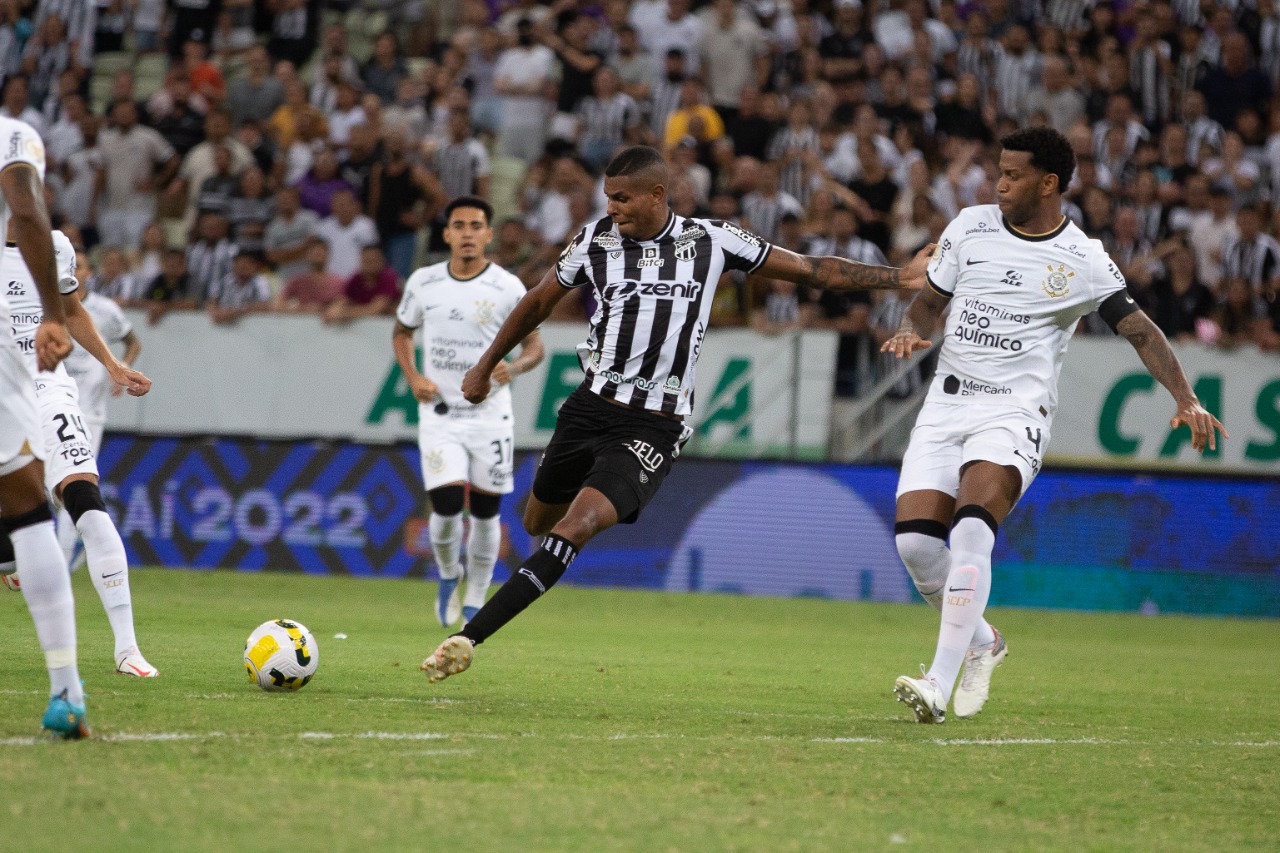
left=900, top=243, right=936, bottom=291
left=490, top=362, right=515, bottom=386
left=109, top=363, right=152, bottom=397
left=880, top=329, right=932, bottom=359
left=1171, top=402, right=1229, bottom=453
left=35, top=321, right=72, bottom=372
left=461, top=365, right=491, bottom=404
left=407, top=373, right=438, bottom=403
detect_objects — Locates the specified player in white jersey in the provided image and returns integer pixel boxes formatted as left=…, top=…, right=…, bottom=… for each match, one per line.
left=0, top=235, right=157, bottom=676
left=393, top=196, right=545, bottom=629
left=421, top=145, right=933, bottom=683
left=883, top=128, right=1227, bottom=724
left=0, top=115, right=94, bottom=737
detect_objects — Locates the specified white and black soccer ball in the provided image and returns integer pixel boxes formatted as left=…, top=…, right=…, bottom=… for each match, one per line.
left=244, top=619, right=319, bottom=691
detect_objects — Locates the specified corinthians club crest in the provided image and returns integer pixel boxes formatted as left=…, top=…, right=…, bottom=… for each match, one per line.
left=473, top=298, right=496, bottom=323
left=1042, top=263, right=1075, bottom=298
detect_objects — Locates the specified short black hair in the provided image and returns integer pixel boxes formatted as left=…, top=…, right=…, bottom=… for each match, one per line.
left=1001, top=126, right=1075, bottom=192
left=605, top=146, right=667, bottom=179
left=444, top=195, right=495, bottom=225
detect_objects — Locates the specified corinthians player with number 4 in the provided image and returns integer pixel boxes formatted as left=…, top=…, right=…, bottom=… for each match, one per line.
left=884, top=127, right=1228, bottom=724
left=421, top=145, right=934, bottom=683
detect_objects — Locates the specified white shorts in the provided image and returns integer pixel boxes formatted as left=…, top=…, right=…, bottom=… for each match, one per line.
left=417, top=408, right=515, bottom=495
left=34, top=371, right=99, bottom=493
left=897, top=397, right=1051, bottom=500
left=0, top=336, right=44, bottom=477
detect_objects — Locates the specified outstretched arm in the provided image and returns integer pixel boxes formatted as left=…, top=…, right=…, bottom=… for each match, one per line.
left=63, top=293, right=151, bottom=396
left=756, top=243, right=935, bottom=292
left=461, top=268, right=570, bottom=404
left=880, top=286, right=950, bottom=359
left=1115, top=310, right=1228, bottom=452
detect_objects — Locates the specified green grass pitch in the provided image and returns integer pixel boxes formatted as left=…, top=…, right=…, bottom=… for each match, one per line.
left=0, top=568, right=1276, bottom=852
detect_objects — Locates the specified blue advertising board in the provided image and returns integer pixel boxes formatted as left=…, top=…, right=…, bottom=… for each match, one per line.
left=98, top=436, right=1280, bottom=617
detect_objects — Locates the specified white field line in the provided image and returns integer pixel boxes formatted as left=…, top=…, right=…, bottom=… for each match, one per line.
left=1, top=730, right=1277, bottom=748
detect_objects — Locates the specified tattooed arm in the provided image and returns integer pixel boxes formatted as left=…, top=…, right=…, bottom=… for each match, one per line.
left=1115, top=310, right=1228, bottom=452
left=759, top=243, right=935, bottom=292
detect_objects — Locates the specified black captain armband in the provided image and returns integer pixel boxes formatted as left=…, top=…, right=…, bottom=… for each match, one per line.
left=1098, top=289, right=1142, bottom=333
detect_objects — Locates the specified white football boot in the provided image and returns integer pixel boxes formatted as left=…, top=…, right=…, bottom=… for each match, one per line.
left=894, top=666, right=947, bottom=724
left=421, top=635, right=475, bottom=684
left=115, top=647, right=160, bottom=677
left=953, top=628, right=1007, bottom=718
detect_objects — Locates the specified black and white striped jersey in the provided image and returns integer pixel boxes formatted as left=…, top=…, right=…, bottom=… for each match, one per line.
left=555, top=212, right=772, bottom=416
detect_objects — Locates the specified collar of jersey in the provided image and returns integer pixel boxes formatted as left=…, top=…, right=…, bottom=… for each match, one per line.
left=446, top=261, right=491, bottom=282
left=1001, top=214, right=1068, bottom=242
left=621, top=211, right=677, bottom=244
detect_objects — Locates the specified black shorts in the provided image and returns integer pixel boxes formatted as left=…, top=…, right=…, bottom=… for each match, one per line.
left=532, top=384, right=690, bottom=524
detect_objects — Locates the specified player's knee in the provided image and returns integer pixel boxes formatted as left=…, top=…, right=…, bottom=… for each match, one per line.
left=0, top=502, right=53, bottom=535
left=469, top=491, right=501, bottom=520
left=894, top=518, right=950, bottom=587
left=61, top=479, right=107, bottom=525
left=428, top=485, right=466, bottom=518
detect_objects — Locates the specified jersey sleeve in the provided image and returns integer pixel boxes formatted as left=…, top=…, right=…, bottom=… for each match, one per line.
left=555, top=226, right=592, bottom=288
left=709, top=219, right=772, bottom=273
left=0, top=120, right=46, bottom=178
left=52, top=230, right=78, bottom=294
left=924, top=213, right=965, bottom=298
left=395, top=274, right=424, bottom=328
left=1088, top=245, right=1129, bottom=310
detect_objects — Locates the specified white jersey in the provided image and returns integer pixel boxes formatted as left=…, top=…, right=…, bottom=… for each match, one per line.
left=2, top=228, right=78, bottom=376
left=64, top=291, right=132, bottom=425
left=0, top=116, right=47, bottom=330
left=925, top=205, right=1127, bottom=415
left=395, top=260, right=526, bottom=421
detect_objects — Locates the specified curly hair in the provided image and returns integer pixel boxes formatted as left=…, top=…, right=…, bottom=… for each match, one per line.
left=1000, top=127, right=1076, bottom=193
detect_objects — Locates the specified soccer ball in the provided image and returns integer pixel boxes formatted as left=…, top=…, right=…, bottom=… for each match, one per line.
left=244, top=619, right=319, bottom=691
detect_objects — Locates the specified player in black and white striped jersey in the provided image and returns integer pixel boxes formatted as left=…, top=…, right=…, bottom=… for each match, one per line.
left=421, top=145, right=934, bottom=683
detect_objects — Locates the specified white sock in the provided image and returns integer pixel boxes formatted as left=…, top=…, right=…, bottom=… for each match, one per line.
left=926, top=517, right=995, bottom=703
left=77, top=509, right=138, bottom=657
left=11, top=521, right=83, bottom=705
left=430, top=512, right=463, bottom=580
left=897, top=531, right=997, bottom=649
left=56, top=506, right=79, bottom=566
left=464, top=515, right=502, bottom=611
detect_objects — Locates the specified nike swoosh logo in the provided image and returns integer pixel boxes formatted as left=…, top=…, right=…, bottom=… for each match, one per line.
left=101, top=571, right=124, bottom=579
left=965, top=259, right=988, bottom=265
left=948, top=587, right=975, bottom=593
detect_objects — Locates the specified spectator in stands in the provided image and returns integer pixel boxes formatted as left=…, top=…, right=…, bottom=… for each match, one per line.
left=264, top=185, right=319, bottom=283
left=88, top=247, right=139, bottom=300
left=266, top=0, right=317, bottom=69
left=384, top=76, right=429, bottom=141
left=148, top=73, right=206, bottom=160
left=97, top=99, right=179, bottom=250
left=663, top=79, right=725, bottom=152
left=1197, top=33, right=1271, bottom=131
left=1215, top=277, right=1271, bottom=349
left=494, top=17, right=557, bottom=162
left=1203, top=133, right=1262, bottom=207
left=21, top=13, right=74, bottom=108
left=610, top=24, right=654, bottom=107
left=208, top=249, right=271, bottom=325
left=268, top=77, right=328, bottom=152
left=195, top=144, right=240, bottom=216
left=524, top=155, right=592, bottom=246
left=1189, top=186, right=1240, bottom=290
left=741, top=161, right=804, bottom=245
left=58, top=113, right=102, bottom=246
left=186, top=211, right=237, bottom=303
left=181, top=39, right=226, bottom=106
left=363, top=32, right=407, bottom=106
left=314, top=188, right=377, bottom=279
left=227, top=45, right=285, bottom=125
left=274, top=237, right=344, bottom=312
left=227, top=166, right=274, bottom=255
left=1146, top=240, right=1216, bottom=342
left=135, top=248, right=198, bottom=324
left=45, top=90, right=87, bottom=172
left=296, top=148, right=354, bottom=218
left=576, top=66, right=643, bottom=172
left=172, top=108, right=254, bottom=225
left=131, top=0, right=164, bottom=53
left=0, top=75, right=45, bottom=136
left=1224, top=204, right=1280, bottom=297
left=327, top=80, right=367, bottom=150
left=369, top=127, right=437, bottom=280
left=130, top=221, right=166, bottom=285
left=323, top=244, right=399, bottom=324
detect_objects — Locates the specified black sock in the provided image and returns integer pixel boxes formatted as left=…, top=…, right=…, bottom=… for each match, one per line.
left=459, top=533, right=578, bottom=645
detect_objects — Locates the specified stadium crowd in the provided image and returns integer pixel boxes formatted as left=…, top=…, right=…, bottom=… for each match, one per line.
left=8, top=0, right=1280, bottom=397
